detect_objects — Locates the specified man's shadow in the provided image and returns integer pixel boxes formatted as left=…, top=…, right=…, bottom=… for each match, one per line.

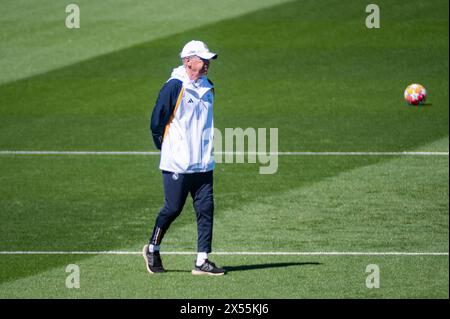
left=223, top=261, right=321, bottom=272
left=166, top=262, right=321, bottom=273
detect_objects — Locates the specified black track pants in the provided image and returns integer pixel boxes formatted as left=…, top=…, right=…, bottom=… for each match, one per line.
left=149, top=170, right=214, bottom=253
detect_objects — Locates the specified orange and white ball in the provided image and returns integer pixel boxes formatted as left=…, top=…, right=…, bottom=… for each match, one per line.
left=404, top=84, right=427, bottom=105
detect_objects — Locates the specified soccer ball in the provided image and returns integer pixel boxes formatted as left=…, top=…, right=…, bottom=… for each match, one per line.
left=404, top=84, right=427, bottom=105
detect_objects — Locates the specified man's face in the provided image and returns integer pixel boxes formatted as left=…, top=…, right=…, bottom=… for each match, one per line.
left=186, top=56, right=210, bottom=81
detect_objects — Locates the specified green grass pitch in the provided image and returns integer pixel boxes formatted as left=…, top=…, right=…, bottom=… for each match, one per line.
left=0, top=0, right=448, bottom=298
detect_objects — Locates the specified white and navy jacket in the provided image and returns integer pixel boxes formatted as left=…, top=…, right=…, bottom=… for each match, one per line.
left=150, top=66, right=215, bottom=173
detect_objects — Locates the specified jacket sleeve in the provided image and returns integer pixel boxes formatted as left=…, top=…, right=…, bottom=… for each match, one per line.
left=150, top=79, right=183, bottom=150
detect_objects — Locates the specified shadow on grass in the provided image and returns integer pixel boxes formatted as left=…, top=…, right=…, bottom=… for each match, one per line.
left=406, top=103, right=433, bottom=107
left=165, top=269, right=192, bottom=273
left=223, top=262, right=321, bottom=272
left=163, top=262, right=322, bottom=274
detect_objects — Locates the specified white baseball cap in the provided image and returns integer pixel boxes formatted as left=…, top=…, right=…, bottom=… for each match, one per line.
left=180, top=40, right=217, bottom=60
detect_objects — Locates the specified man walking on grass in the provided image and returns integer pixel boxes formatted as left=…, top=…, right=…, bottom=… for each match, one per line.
left=143, top=40, right=225, bottom=276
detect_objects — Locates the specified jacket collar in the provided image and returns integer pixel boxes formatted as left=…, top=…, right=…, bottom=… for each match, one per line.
left=168, top=65, right=213, bottom=98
